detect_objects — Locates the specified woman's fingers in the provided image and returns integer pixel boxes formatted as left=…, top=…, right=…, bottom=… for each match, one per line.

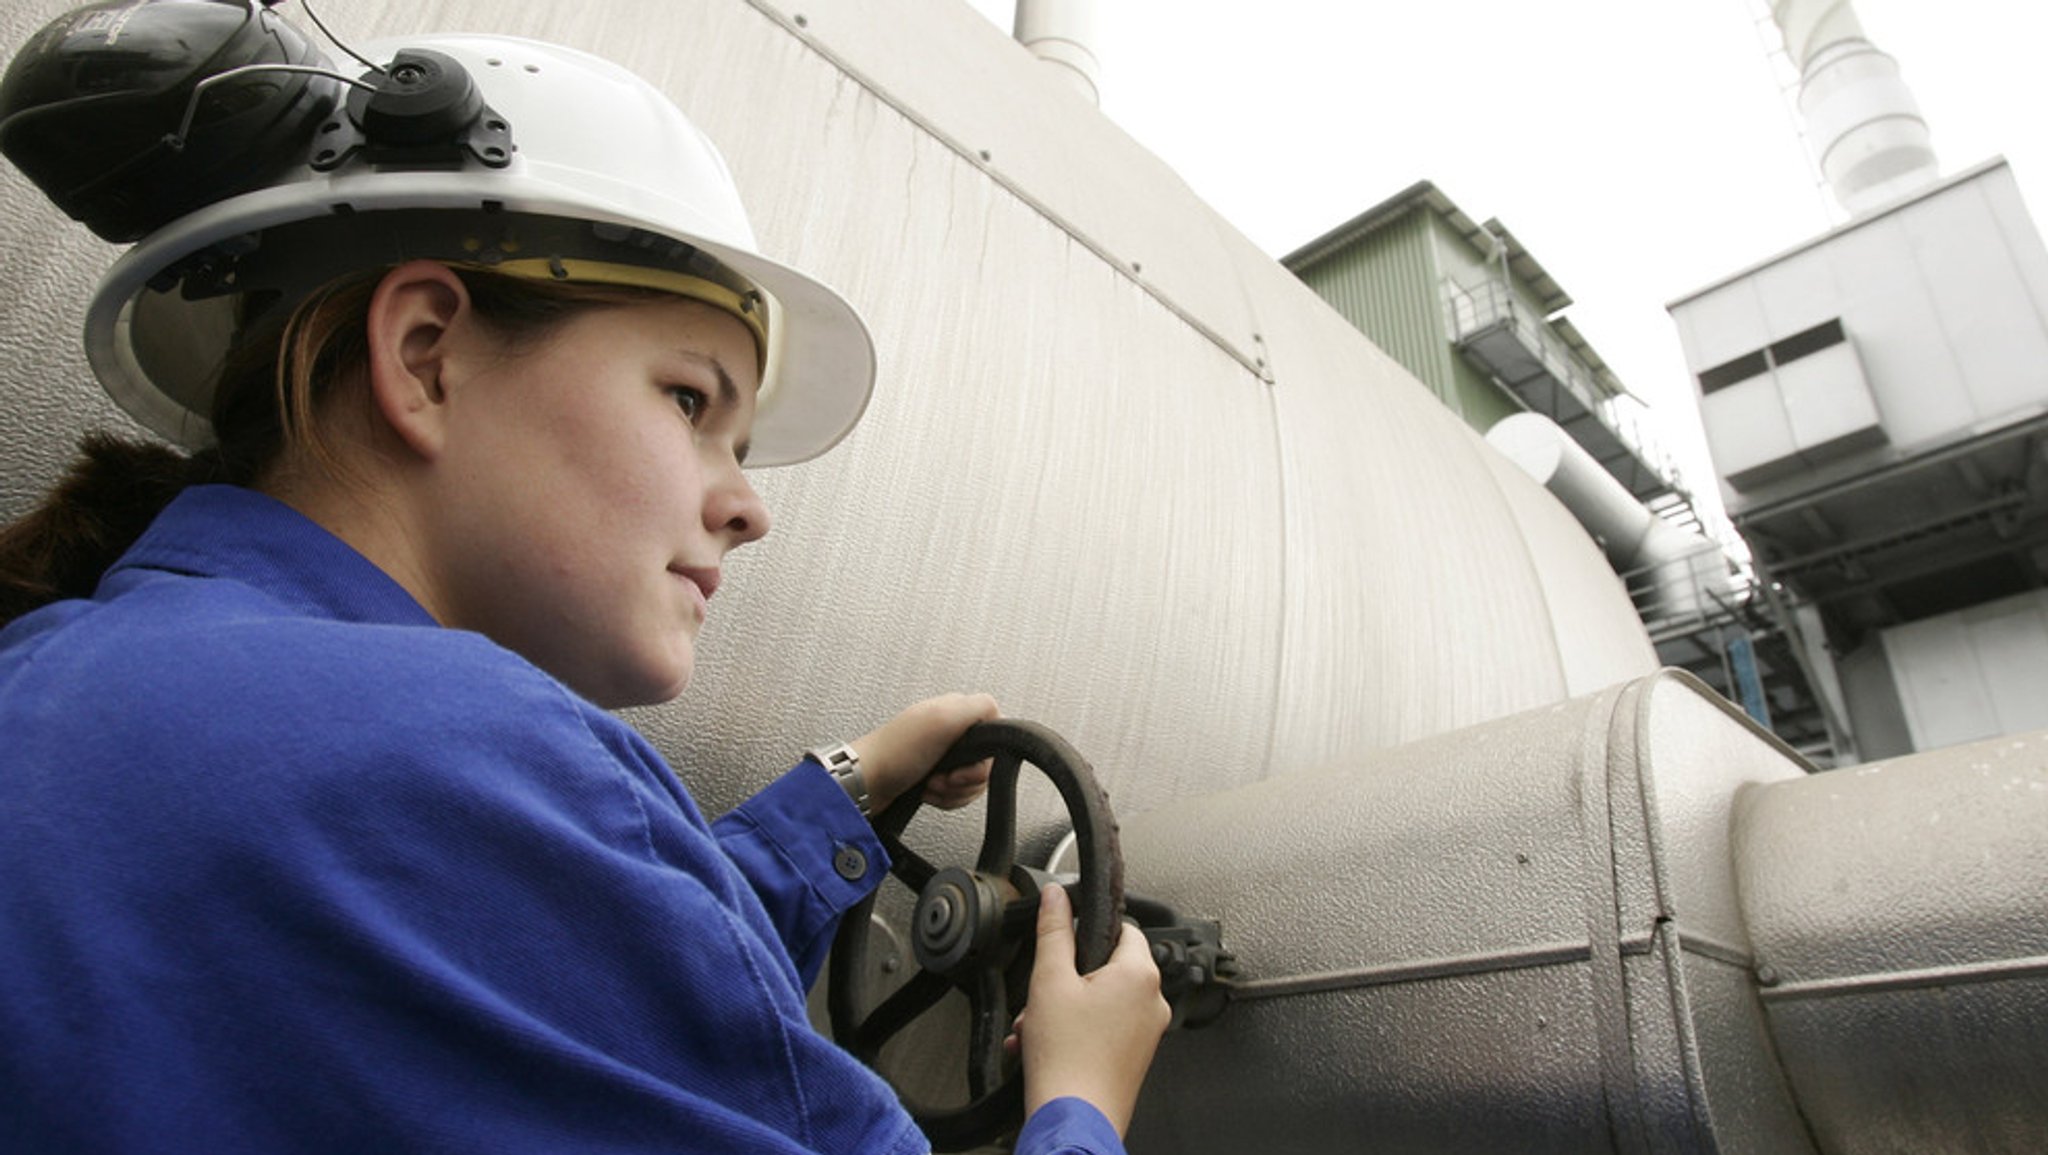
left=847, top=693, right=998, bottom=813
left=921, top=758, right=993, bottom=809
left=1014, top=884, right=1171, bottom=1137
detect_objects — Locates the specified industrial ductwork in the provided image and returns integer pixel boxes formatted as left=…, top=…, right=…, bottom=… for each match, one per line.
left=1485, top=412, right=1727, bottom=622
left=1770, top=0, right=1940, bottom=215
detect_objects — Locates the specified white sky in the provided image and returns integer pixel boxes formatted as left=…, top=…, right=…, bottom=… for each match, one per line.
left=960, top=0, right=2048, bottom=512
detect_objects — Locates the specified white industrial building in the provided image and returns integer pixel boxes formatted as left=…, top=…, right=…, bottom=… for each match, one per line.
left=1669, top=0, right=2048, bottom=763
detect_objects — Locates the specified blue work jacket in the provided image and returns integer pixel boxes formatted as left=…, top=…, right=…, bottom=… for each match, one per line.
left=0, top=485, right=1117, bottom=1154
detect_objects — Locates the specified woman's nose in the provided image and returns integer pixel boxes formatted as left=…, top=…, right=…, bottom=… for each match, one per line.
left=706, top=459, right=771, bottom=545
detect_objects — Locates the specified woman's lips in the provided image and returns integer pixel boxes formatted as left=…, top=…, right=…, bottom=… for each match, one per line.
left=670, top=565, right=720, bottom=616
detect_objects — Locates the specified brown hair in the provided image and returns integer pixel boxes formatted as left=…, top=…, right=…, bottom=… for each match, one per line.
left=0, top=267, right=667, bottom=627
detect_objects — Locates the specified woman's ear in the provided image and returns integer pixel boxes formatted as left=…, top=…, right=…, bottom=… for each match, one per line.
left=363, top=260, right=472, bottom=461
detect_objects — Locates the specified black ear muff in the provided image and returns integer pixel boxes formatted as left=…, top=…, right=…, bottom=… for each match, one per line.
left=0, top=0, right=340, bottom=242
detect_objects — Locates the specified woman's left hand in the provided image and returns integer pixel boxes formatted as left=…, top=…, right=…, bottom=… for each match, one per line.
left=849, top=692, right=1000, bottom=815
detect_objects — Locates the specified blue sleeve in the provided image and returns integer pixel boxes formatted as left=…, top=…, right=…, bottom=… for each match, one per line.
left=1015, top=1098, right=1127, bottom=1154
left=0, top=641, right=931, bottom=1153
left=712, top=761, right=893, bottom=986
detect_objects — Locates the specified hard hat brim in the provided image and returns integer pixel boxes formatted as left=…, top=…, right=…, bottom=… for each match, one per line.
left=85, top=171, right=875, bottom=467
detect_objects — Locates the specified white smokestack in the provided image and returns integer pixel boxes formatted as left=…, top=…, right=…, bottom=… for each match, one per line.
left=1770, top=0, right=1939, bottom=215
left=1013, top=0, right=1101, bottom=106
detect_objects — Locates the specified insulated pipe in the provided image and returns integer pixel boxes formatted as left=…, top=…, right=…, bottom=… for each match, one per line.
left=1013, top=0, right=1101, bottom=105
left=1733, top=731, right=2048, bottom=1150
left=1487, top=413, right=1659, bottom=567
left=1115, top=668, right=2048, bottom=1153
left=1485, top=413, right=1723, bottom=619
left=1770, top=0, right=1939, bottom=214
left=1117, top=672, right=1823, bottom=1153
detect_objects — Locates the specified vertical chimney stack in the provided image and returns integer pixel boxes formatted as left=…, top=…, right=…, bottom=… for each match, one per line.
left=1770, top=0, right=1940, bottom=215
left=1014, top=0, right=1101, bottom=106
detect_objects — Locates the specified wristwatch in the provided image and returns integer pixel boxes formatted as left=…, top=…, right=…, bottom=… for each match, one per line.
left=805, top=742, right=870, bottom=817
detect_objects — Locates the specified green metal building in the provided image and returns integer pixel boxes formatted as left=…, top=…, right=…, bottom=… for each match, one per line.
left=1282, top=180, right=1678, bottom=506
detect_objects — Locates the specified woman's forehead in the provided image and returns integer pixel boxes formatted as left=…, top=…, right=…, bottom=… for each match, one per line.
left=617, top=295, right=764, bottom=390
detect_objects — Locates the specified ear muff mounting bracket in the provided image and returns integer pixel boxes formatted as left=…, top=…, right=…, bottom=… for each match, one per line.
left=309, top=48, right=512, bottom=172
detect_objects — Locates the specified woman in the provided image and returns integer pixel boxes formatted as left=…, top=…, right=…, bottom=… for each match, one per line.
left=0, top=16, right=1166, bottom=1154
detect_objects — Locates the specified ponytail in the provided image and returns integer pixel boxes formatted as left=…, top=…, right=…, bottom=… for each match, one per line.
left=0, top=269, right=382, bottom=630
left=0, top=435, right=222, bottom=627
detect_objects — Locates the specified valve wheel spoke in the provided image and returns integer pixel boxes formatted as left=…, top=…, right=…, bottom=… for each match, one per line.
left=853, top=969, right=952, bottom=1061
left=883, top=836, right=939, bottom=893
left=966, top=966, right=1007, bottom=1100
left=974, top=750, right=1024, bottom=875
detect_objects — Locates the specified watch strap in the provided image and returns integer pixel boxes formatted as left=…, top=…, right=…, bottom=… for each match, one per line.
left=805, top=742, right=870, bottom=817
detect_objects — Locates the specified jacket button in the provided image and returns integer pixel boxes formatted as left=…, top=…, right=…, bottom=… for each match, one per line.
left=834, top=845, right=869, bottom=881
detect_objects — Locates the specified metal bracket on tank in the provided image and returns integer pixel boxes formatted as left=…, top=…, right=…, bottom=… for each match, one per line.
left=1127, top=895, right=1239, bottom=1030
left=1041, top=831, right=1238, bottom=1028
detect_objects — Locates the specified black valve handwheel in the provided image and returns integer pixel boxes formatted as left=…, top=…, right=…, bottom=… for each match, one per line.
left=828, top=719, right=1124, bottom=1152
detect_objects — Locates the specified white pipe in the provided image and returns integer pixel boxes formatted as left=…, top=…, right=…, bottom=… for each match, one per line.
left=1486, top=413, right=1725, bottom=620
left=1769, top=0, right=1938, bottom=214
left=1488, top=413, right=1658, bottom=567
left=1013, top=0, right=1100, bottom=105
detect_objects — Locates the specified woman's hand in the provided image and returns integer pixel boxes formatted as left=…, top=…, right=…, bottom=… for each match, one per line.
left=848, top=692, right=1000, bottom=815
left=1009, top=884, right=1172, bottom=1136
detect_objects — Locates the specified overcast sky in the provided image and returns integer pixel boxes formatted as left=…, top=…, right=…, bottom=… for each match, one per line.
left=960, top=0, right=2048, bottom=510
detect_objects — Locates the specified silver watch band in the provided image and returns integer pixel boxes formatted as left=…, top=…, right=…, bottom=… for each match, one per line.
left=805, top=742, right=869, bottom=816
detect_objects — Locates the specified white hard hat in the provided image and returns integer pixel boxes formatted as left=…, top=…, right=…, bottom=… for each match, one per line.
left=78, top=31, right=874, bottom=467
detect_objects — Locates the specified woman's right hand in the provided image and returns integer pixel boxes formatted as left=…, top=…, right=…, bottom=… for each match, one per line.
left=1010, top=883, right=1172, bottom=1136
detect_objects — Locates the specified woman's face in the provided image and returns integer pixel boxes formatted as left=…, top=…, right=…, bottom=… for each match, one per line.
left=421, top=294, right=770, bottom=708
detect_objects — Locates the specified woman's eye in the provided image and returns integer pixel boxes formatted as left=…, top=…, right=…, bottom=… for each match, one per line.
left=669, top=386, right=708, bottom=422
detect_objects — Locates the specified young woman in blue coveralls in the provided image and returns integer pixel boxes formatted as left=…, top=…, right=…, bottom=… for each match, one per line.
left=0, top=11, right=1167, bottom=1153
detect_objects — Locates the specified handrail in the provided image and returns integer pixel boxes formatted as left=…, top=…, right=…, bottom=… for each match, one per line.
left=1621, top=537, right=1754, bottom=638
left=1443, top=277, right=1690, bottom=500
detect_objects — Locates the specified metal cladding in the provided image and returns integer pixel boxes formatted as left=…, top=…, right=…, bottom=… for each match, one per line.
left=1120, top=671, right=2048, bottom=1153
left=1735, top=734, right=2048, bottom=1150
